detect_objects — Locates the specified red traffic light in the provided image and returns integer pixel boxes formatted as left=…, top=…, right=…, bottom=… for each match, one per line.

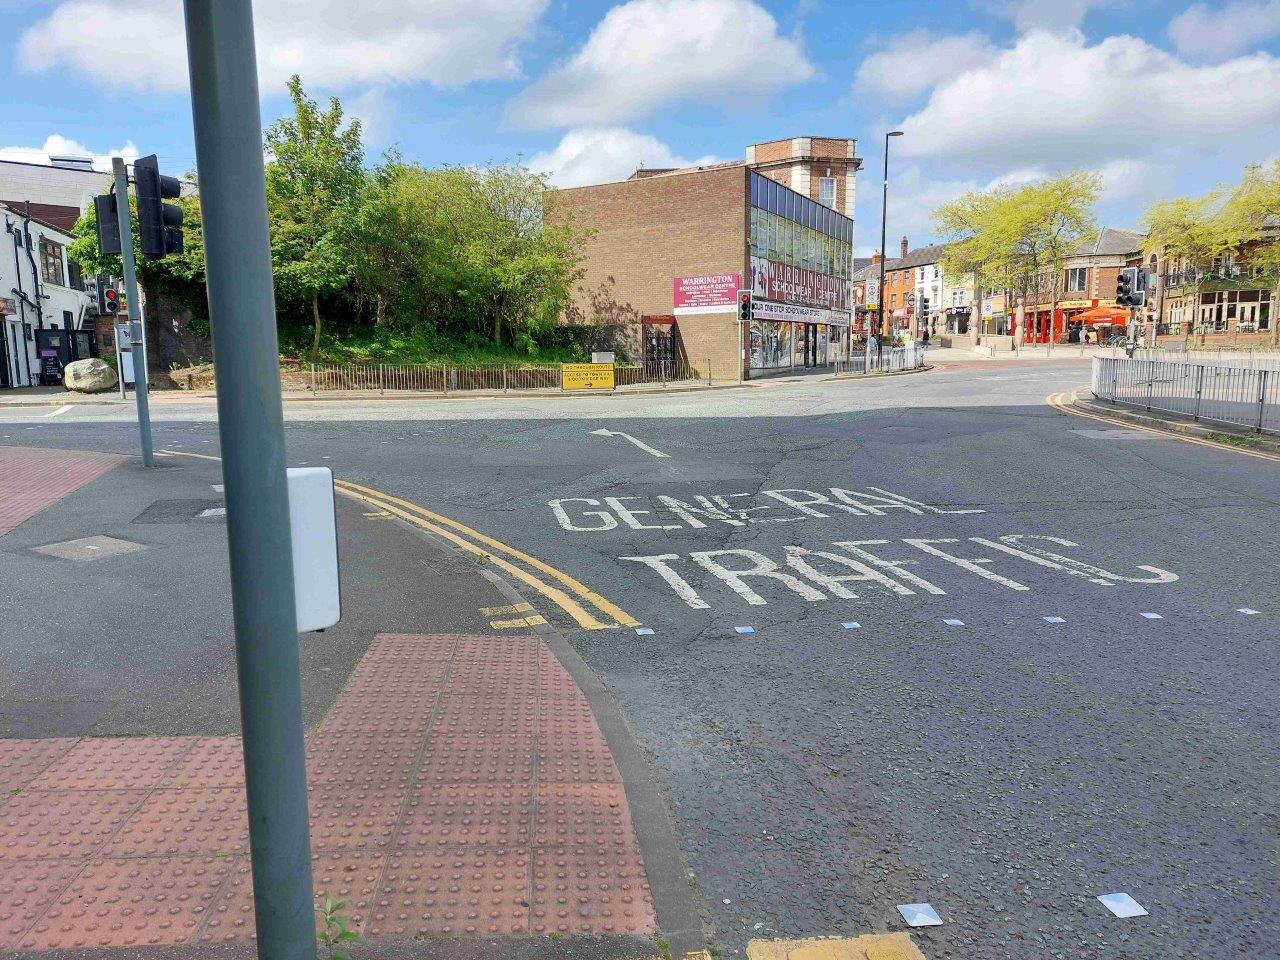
left=739, top=293, right=750, bottom=305
left=104, top=288, right=119, bottom=312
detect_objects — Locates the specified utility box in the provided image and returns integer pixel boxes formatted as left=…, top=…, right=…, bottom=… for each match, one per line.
left=288, top=467, right=341, bottom=632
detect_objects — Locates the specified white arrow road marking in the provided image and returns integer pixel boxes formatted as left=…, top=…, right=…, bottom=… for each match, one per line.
left=590, top=428, right=670, bottom=458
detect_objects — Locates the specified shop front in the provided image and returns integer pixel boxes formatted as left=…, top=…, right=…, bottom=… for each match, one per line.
left=747, top=299, right=851, bottom=374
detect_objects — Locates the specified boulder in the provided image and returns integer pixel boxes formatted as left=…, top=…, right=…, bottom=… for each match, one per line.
left=63, top=358, right=119, bottom=393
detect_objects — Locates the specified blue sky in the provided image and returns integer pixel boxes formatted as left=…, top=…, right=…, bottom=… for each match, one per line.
left=4, top=0, right=1280, bottom=254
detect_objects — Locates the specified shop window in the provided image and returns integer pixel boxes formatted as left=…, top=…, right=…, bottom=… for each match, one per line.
left=40, top=238, right=65, bottom=286
left=819, top=177, right=836, bottom=209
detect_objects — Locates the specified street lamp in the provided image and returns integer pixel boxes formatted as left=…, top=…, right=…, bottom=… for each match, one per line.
left=876, top=131, right=903, bottom=341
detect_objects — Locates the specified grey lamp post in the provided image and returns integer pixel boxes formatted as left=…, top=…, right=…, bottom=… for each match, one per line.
left=876, top=131, right=903, bottom=340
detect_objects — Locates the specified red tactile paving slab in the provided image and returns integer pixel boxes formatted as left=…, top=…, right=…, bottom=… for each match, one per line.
left=0, top=632, right=657, bottom=949
left=29, top=738, right=194, bottom=791
left=22, top=856, right=232, bottom=949
left=0, top=447, right=124, bottom=537
left=0, top=791, right=147, bottom=861
left=0, top=740, right=79, bottom=795
left=0, top=860, right=84, bottom=948
left=109, top=789, right=248, bottom=858
left=368, top=847, right=531, bottom=938
left=531, top=845, right=655, bottom=936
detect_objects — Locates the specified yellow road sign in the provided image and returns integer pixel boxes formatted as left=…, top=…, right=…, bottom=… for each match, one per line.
left=562, top=362, right=615, bottom=390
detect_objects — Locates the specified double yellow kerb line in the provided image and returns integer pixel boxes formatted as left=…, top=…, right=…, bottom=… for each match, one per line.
left=157, top=450, right=638, bottom=631
left=329, top=479, right=637, bottom=631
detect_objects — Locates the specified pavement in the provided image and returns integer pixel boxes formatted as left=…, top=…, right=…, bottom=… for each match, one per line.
left=2, top=354, right=1278, bottom=960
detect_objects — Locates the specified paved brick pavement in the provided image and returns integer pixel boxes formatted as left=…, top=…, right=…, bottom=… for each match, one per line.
left=0, top=446, right=124, bottom=537
left=0, top=633, right=655, bottom=949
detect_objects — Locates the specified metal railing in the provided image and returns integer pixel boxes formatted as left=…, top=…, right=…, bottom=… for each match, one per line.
left=832, top=342, right=925, bottom=376
left=1092, top=355, right=1280, bottom=434
left=1100, top=346, right=1280, bottom=371
left=297, top=360, right=708, bottom=394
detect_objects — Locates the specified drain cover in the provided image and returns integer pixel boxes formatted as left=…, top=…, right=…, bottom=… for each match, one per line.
left=33, top=535, right=148, bottom=562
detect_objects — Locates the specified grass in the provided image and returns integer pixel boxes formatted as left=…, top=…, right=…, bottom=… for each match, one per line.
left=1205, top=431, right=1266, bottom=449
left=278, top=324, right=592, bottom=367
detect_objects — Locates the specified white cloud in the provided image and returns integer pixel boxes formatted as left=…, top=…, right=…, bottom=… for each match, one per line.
left=855, top=30, right=998, bottom=99
left=982, top=0, right=1108, bottom=33
left=1168, top=1, right=1280, bottom=60
left=19, top=0, right=548, bottom=94
left=895, top=30, right=1280, bottom=167
left=0, top=135, right=138, bottom=172
left=346, top=89, right=396, bottom=149
left=528, top=127, right=724, bottom=188
left=507, top=0, right=813, bottom=129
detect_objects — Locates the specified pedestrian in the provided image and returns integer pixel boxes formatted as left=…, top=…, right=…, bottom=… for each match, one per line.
left=922, top=329, right=930, bottom=347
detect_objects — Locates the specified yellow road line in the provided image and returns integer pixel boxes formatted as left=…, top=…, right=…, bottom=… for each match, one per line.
left=482, top=602, right=534, bottom=616
left=156, top=449, right=639, bottom=631
left=334, top=478, right=640, bottom=627
left=1045, top=388, right=1280, bottom=464
left=490, top=615, right=547, bottom=629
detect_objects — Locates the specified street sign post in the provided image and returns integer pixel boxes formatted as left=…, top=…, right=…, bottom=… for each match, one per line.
left=181, top=2, right=316, bottom=958
left=111, top=158, right=155, bottom=468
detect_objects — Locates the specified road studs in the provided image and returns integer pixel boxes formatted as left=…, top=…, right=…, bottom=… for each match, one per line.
left=635, top=627, right=655, bottom=635
left=1097, top=892, right=1148, bottom=918
left=943, top=618, right=965, bottom=627
left=841, top=621, right=861, bottom=630
left=897, top=902, right=943, bottom=927
left=1043, top=616, right=1066, bottom=623
left=1237, top=608, right=1261, bottom=615
left=1140, top=612, right=1164, bottom=620
left=735, top=626, right=756, bottom=634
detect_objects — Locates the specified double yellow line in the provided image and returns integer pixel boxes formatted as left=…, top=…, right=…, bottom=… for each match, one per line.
left=157, top=449, right=638, bottom=630
left=1046, top=387, right=1280, bottom=464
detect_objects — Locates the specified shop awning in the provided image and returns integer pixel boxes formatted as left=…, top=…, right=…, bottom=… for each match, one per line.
left=1075, top=305, right=1131, bottom=325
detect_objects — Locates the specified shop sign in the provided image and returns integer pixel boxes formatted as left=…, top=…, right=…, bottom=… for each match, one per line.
left=561, top=363, right=615, bottom=391
left=753, top=298, right=850, bottom=326
left=673, top=274, right=742, bottom=315
left=1059, top=299, right=1093, bottom=309
left=0, top=297, right=15, bottom=316
left=749, top=256, right=850, bottom=310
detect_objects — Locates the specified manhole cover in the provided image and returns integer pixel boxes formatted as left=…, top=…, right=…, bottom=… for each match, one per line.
left=32, top=535, right=149, bottom=562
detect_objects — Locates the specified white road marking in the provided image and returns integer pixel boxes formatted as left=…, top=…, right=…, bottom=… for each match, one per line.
left=1141, top=612, right=1164, bottom=620
left=199, top=507, right=227, bottom=518
left=1044, top=616, right=1067, bottom=623
left=590, top=428, right=670, bottom=458
left=691, top=549, right=826, bottom=606
left=841, top=621, right=861, bottom=629
left=832, top=540, right=947, bottom=595
left=944, top=618, right=965, bottom=626
left=1097, top=893, right=1148, bottom=918
left=45, top=405, right=73, bottom=418
left=1237, top=608, right=1260, bottom=615
left=903, top=538, right=1030, bottom=591
left=635, top=627, right=655, bottom=635
left=734, top=626, right=755, bottom=634
left=618, top=555, right=710, bottom=609
left=867, top=486, right=986, bottom=515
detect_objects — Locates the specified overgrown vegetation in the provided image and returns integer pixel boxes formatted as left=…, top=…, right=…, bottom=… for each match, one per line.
left=71, top=76, right=593, bottom=364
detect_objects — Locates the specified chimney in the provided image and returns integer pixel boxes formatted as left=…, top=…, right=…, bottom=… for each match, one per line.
left=871, top=252, right=884, bottom=265
left=900, top=236, right=909, bottom=259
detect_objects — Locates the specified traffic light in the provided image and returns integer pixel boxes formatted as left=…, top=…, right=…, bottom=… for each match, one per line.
left=103, top=286, right=120, bottom=315
left=738, top=290, right=753, bottom=324
left=920, top=296, right=931, bottom=316
left=1115, top=267, right=1144, bottom=307
left=134, top=154, right=184, bottom=259
left=94, top=194, right=122, bottom=256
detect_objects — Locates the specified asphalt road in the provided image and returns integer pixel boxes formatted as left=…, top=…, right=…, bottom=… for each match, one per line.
left=4, top=358, right=1277, bottom=960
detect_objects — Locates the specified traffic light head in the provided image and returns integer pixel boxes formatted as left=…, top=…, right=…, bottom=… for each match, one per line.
left=738, top=290, right=753, bottom=324
left=1115, top=268, right=1135, bottom=306
left=134, top=154, right=184, bottom=259
left=103, top=287, right=120, bottom=314
left=93, top=194, right=122, bottom=256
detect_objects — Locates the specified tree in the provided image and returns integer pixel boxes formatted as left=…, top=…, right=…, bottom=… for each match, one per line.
left=935, top=173, right=1099, bottom=342
left=1220, top=159, right=1280, bottom=344
left=265, top=75, right=365, bottom=359
left=1143, top=191, right=1228, bottom=341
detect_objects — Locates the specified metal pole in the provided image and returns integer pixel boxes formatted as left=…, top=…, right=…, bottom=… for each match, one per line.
left=877, top=132, right=895, bottom=341
left=111, top=158, right=154, bottom=467
left=180, top=4, right=316, bottom=959
left=1258, top=370, right=1268, bottom=433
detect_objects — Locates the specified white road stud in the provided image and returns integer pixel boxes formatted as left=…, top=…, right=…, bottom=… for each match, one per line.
left=943, top=618, right=965, bottom=627
left=635, top=627, right=655, bottom=635
left=1097, top=892, right=1148, bottom=918
left=841, top=621, right=861, bottom=629
left=734, top=626, right=756, bottom=634
left=897, top=903, right=943, bottom=927
left=1140, top=612, right=1164, bottom=620
left=1044, top=616, right=1067, bottom=623
left=1237, top=608, right=1260, bottom=615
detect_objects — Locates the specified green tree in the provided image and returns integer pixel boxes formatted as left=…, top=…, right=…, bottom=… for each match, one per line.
left=1220, top=159, right=1280, bottom=344
left=265, top=75, right=365, bottom=359
left=1143, top=191, right=1228, bottom=340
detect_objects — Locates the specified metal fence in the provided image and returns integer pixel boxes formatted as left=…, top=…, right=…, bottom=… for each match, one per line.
left=832, top=342, right=925, bottom=377
left=1101, top=346, right=1280, bottom=371
left=297, top=360, right=707, bottom=394
left=1092, top=355, right=1280, bottom=434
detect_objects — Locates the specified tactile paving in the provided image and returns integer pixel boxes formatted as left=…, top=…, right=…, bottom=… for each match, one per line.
left=369, top=848, right=531, bottom=938
left=23, top=856, right=232, bottom=948
left=0, top=631, right=657, bottom=948
left=29, top=739, right=193, bottom=791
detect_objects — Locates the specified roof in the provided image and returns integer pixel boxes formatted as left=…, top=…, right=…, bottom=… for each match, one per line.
left=0, top=200, right=80, bottom=232
left=882, top=243, right=948, bottom=272
left=0, top=201, right=79, bottom=239
left=1077, top=227, right=1144, bottom=256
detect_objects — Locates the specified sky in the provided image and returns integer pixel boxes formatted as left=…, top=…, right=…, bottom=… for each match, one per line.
left=4, top=0, right=1280, bottom=256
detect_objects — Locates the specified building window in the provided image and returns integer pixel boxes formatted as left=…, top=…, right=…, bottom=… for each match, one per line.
left=1066, top=267, right=1087, bottom=292
left=40, top=239, right=65, bottom=287
left=818, top=177, right=836, bottom=209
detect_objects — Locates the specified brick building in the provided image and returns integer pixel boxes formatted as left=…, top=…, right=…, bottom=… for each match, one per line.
left=1021, top=228, right=1143, bottom=343
left=548, top=137, right=860, bottom=380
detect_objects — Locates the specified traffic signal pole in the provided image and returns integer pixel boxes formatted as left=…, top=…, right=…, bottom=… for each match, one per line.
left=180, top=2, right=316, bottom=958
left=110, top=158, right=155, bottom=467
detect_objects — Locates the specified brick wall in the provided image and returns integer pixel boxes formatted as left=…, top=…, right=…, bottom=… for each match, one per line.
left=548, top=165, right=749, bottom=379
